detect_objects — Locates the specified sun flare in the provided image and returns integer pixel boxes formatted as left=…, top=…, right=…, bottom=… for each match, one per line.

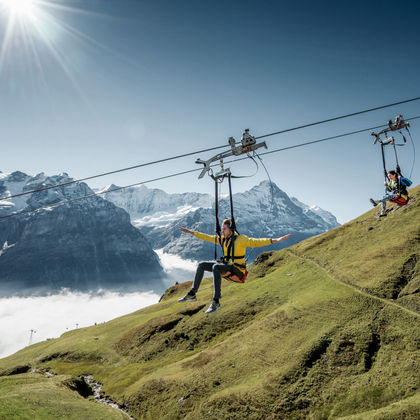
left=0, top=0, right=116, bottom=106
left=0, top=0, right=37, bottom=17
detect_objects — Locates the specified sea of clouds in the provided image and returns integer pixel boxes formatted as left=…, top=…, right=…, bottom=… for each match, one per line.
left=0, top=250, right=198, bottom=359
left=0, top=290, right=159, bottom=359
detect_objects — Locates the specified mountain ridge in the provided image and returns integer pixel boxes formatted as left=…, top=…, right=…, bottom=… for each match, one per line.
left=0, top=171, right=165, bottom=296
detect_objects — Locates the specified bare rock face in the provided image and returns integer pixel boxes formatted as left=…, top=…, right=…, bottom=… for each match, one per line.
left=0, top=171, right=164, bottom=296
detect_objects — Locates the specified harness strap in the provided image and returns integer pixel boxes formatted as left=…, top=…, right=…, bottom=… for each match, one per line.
left=227, top=173, right=237, bottom=265
left=380, top=143, right=389, bottom=195
left=392, top=141, right=401, bottom=174
left=222, top=235, right=246, bottom=262
left=214, top=178, right=223, bottom=261
left=220, top=255, right=245, bottom=260
left=233, top=263, right=247, bottom=269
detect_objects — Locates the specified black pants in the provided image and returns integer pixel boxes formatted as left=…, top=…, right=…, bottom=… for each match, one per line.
left=191, top=261, right=242, bottom=300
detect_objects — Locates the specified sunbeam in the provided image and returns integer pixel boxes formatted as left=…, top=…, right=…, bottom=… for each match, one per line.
left=0, top=0, right=124, bottom=108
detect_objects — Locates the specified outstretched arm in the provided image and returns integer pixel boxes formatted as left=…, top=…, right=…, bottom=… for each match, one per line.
left=178, top=226, right=218, bottom=244
left=245, top=233, right=291, bottom=248
left=272, top=234, right=291, bottom=243
left=179, top=226, right=194, bottom=235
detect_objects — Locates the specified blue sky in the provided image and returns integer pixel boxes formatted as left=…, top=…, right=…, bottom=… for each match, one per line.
left=1, top=0, right=419, bottom=223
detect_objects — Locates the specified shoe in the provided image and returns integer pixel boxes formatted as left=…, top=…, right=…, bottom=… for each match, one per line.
left=178, top=291, right=197, bottom=303
left=205, top=300, right=221, bottom=314
left=378, top=209, right=390, bottom=217
left=370, top=198, right=378, bottom=207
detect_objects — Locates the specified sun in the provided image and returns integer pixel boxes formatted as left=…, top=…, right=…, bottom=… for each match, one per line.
left=0, top=0, right=38, bottom=17
left=0, top=0, right=118, bottom=106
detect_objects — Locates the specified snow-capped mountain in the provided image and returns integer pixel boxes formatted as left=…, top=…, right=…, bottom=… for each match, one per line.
left=103, top=181, right=340, bottom=262
left=290, top=196, right=339, bottom=227
left=0, top=171, right=164, bottom=296
left=99, top=184, right=213, bottom=228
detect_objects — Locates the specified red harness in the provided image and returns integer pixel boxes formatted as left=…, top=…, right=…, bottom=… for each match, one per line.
left=390, top=195, right=410, bottom=206
left=222, top=268, right=248, bottom=283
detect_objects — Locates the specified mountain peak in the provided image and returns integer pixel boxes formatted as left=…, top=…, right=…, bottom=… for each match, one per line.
left=9, top=171, right=30, bottom=182
left=253, top=180, right=283, bottom=193
left=104, top=184, right=121, bottom=192
left=0, top=170, right=165, bottom=295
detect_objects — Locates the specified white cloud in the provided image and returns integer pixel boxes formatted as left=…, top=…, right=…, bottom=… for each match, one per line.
left=156, top=249, right=197, bottom=287
left=0, top=290, right=159, bottom=359
left=156, top=249, right=196, bottom=272
left=0, top=252, right=200, bottom=360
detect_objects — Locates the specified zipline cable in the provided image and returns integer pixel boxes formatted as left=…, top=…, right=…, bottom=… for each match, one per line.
left=0, top=168, right=201, bottom=220
left=407, top=129, right=416, bottom=179
left=255, top=96, right=420, bottom=140
left=2, top=97, right=419, bottom=201
left=0, top=144, right=230, bottom=201
left=3, top=116, right=419, bottom=220
left=255, top=116, right=420, bottom=158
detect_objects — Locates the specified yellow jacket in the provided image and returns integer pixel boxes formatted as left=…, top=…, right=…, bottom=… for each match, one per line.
left=193, top=231, right=272, bottom=273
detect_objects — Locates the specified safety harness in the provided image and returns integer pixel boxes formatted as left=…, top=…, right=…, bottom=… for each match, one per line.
left=213, top=172, right=248, bottom=283
left=219, top=234, right=247, bottom=283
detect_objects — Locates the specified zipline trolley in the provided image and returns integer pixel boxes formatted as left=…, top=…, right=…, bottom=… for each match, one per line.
left=371, top=115, right=413, bottom=205
left=195, top=129, right=267, bottom=282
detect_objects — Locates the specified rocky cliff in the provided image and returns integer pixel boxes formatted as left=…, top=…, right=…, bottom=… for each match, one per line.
left=0, top=171, right=164, bottom=296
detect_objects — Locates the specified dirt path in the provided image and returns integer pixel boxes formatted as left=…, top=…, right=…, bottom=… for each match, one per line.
left=288, top=250, right=420, bottom=319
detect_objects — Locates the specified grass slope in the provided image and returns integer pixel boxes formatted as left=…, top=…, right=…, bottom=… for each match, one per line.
left=0, top=186, right=419, bottom=419
left=0, top=373, right=128, bottom=420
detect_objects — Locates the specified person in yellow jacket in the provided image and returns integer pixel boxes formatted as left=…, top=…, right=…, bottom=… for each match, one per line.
left=178, top=218, right=290, bottom=314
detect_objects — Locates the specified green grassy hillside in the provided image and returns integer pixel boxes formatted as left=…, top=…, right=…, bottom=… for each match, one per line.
left=0, top=373, right=128, bottom=420
left=1, top=186, right=419, bottom=419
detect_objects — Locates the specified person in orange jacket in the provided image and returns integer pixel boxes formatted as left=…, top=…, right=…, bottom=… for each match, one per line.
left=178, top=218, right=290, bottom=314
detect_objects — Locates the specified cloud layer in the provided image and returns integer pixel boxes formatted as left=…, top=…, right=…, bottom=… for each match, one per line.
left=0, top=290, right=159, bottom=359
left=157, top=248, right=197, bottom=286
left=0, top=249, right=199, bottom=359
